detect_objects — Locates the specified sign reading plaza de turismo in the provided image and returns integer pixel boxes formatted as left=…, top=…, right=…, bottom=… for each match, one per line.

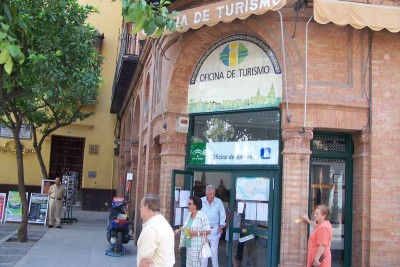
left=188, top=34, right=282, bottom=166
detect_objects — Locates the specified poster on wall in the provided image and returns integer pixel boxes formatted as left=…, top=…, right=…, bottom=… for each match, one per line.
left=5, top=191, right=27, bottom=222
left=0, top=124, right=32, bottom=139
left=28, top=193, right=49, bottom=225
left=188, top=34, right=282, bottom=113
left=0, top=193, right=6, bottom=223
left=236, top=177, right=269, bottom=202
left=41, top=179, right=56, bottom=194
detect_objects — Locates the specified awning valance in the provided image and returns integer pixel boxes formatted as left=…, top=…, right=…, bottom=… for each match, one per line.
left=139, top=0, right=286, bottom=39
left=314, top=0, right=400, bottom=33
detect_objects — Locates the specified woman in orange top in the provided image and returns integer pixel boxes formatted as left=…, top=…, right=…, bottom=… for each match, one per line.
left=302, top=205, right=333, bottom=267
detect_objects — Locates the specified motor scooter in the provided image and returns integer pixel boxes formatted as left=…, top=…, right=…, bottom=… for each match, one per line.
left=106, top=201, right=130, bottom=253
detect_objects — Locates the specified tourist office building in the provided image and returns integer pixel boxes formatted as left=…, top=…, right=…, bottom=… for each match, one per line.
left=111, top=0, right=400, bottom=266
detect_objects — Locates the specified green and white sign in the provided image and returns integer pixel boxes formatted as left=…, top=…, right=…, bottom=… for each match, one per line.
left=190, top=140, right=279, bottom=165
left=188, top=34, right=282, bottom=113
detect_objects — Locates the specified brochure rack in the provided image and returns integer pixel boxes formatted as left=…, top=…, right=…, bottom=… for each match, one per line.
left=62, top=173, right=78, bottom=224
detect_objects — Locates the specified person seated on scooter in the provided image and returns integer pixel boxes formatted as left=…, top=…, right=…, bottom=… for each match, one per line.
left=137, top=194, right=175, bottom=267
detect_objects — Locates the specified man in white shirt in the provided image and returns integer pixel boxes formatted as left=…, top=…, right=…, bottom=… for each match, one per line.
left=201, top=185, right=226, bottom=267
left=137, top=194, right=175, bottom=267
left=48, top=177, right=65, bottom=228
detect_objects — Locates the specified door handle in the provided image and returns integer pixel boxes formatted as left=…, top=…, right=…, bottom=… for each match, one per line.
left=241, top=228, right=247, bottom=234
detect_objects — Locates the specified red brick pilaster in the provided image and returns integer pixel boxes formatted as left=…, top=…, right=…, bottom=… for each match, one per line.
left=158, top=132, right=187, bottom=220
left=352, top=130, right=371, bottom=267
left=280, top=127, right=313, bottom=267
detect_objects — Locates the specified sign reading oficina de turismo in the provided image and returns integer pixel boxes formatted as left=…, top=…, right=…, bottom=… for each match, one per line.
left=175, top=0, right=286, bottom=33
left=188, top=34, right=282, bottom=113
left=138, top=0, right=286, bottom=39
left=191, top=140, right=279, bottom=165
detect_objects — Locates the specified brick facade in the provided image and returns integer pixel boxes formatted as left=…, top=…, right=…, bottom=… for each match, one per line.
left=116, top=1, right=400, bottom=266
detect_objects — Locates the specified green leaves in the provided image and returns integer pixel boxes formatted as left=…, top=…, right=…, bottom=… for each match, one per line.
left=122, top=0, right=179, bottom=38
left=0, top=4, right=25, bottom=74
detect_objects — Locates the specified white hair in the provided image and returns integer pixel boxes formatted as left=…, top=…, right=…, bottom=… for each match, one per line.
left=205, top=184, right=215, bottom=193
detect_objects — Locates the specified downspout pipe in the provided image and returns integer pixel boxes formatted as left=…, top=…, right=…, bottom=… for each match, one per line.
left=304, top=16, right=313, bottom=129
left=278, top=10, right=291, bottom=123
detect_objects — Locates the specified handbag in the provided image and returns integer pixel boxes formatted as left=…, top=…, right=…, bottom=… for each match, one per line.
left=199, top=232, right=212, bottom=259
left=312, top=254, right=325, bottom=267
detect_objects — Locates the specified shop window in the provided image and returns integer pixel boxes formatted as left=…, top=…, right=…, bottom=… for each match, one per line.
left=188, top=110, right=280, bottom=166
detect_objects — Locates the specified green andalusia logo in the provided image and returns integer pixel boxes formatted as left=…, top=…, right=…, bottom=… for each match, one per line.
left=219, top=42, right=248, bottom=67
left=190, top=143, right=206, bottom=165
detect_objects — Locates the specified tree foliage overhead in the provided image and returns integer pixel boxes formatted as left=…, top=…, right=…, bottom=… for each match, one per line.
left=0, top=0, right=102, bottom=242
left=121, top=0, right=179, bottom=38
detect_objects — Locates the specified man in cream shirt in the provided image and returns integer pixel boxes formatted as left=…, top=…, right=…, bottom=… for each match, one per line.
left=137, top=194, right=175, bottom=267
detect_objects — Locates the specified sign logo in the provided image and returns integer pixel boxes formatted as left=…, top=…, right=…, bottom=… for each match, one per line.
left=260, top=148, right=271, bottom=159
left=220, top=42, right=248, bottom=67
left=190, top=143, right=206, bottom=165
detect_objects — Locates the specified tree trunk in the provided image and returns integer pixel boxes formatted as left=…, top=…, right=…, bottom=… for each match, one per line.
left=15, top=134, right=28, bottom=243
left=36, top=146, right=48, bottom=179
left=32, top=130, right=48, bottom=179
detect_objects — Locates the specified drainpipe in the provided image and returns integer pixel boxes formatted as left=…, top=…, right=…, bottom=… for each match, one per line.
left=278, top=10, right=291, bottom=123
left=304, top=16, right=313, bottom=129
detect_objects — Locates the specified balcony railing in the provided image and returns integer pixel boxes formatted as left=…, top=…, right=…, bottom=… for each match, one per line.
left=110, top=23, right=143, bottom=114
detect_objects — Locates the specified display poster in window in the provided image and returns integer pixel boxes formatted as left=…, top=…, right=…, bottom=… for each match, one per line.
left=28, top=193, right=49, bottom=225
left=179, top=190, right=190, bottom=208
left=236, top=177, right=269, bottom=201
left=41, top=179, right=56, bottom=194
left=0, top=193, right=6, bottom=223
left=5, top=191, right=27, bottom=222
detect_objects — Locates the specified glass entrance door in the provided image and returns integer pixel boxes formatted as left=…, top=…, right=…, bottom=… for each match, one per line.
left=227, top=172, right=275, bottom=267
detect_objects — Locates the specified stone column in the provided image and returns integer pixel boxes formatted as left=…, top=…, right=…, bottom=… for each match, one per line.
left=279, top=127, right=313, bottom=267
left=352, top=130, right=371, bottom=267
left=159, top=132, right=187, bottom=220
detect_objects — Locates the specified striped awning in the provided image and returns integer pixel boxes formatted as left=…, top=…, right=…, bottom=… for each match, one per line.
left=314, top=0, right=400, bottom=33
left=139, top=0, right=286, bottom=39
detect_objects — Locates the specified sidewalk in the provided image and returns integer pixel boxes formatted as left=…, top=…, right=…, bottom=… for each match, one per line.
left=11, top=206, right=137, bottom=267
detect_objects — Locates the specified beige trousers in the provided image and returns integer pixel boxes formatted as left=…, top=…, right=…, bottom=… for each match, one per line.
left=48, top=198, right=62, bottom=226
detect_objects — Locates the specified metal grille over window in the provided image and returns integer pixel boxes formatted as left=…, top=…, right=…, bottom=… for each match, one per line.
left=312, top=136, right=346, bottom=153
left=312, top=158, right=345, bottom=164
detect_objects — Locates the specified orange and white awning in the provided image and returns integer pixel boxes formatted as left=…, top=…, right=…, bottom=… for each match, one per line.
left=314, top=0, right=400, bottom=33
left=174, top=0, right=286, bottom=33
left=139, top=0, right=286, bottom=39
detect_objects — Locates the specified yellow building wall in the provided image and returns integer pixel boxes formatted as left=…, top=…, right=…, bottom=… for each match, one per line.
left=0, top=0, right=120, bottom=191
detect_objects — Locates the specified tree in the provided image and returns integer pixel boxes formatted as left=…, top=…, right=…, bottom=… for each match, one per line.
left=121, top=0, right=179, bottom=38
left=0, top=0, right=102, bottom=242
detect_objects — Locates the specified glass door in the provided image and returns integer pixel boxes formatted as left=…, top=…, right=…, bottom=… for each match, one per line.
left=171, top=170, right=194, bottom=267
left=227, top=171, right=275, bottom=267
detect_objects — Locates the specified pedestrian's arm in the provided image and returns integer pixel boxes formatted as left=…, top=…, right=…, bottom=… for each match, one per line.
left=313, top=244, right=326, bottom=266
left=302, top=214, right=317, bottom=228
left=139, top=228, right=157, bottom=265
left=218, top=202, right=227, bottom=234
left=139, top=258, right=152, bottom=267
